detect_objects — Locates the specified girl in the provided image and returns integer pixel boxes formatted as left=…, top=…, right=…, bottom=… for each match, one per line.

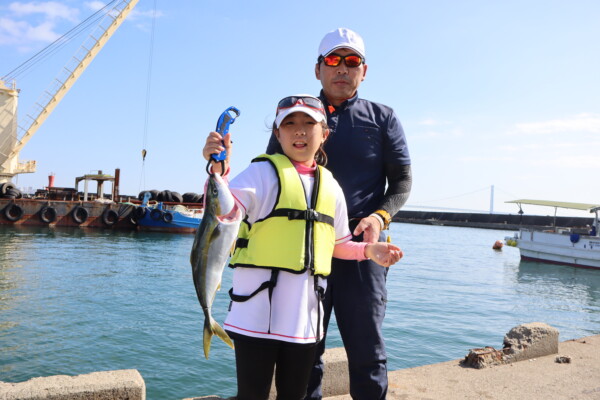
left=202, top=95, right=403, bottom=400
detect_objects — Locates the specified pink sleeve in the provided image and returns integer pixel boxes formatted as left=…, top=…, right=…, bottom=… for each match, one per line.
left=333, top=240, right=368, bottom=261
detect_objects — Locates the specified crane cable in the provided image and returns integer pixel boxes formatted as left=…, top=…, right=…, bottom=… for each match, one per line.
left=139, top=0, right=158, bottom=192
left=1, top=0, right=120, bottom=82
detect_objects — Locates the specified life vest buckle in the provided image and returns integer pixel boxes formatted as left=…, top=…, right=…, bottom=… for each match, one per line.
left=288, top=209, right=319, bottom=221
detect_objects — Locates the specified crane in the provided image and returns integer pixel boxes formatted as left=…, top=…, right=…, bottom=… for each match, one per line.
left=0, top=0, right=139, bottom=184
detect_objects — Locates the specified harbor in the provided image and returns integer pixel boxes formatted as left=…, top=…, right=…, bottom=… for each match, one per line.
left=1, top=2, right=599, bottom=399
left=1, top=222, right=599, bottom=399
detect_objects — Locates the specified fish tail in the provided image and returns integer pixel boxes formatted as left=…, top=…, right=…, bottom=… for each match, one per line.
left=203, top=316, right=234, bottom=359
left=203, top=318, right=214, bottom=359
left=212, top=318, right=234, bottom=350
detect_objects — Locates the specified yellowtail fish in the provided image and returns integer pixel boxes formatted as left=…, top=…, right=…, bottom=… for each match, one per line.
left=190, top=172, right=240, bottom=359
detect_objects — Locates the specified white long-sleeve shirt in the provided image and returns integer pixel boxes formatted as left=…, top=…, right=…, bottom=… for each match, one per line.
left=223, top=159, right=354, bottom=343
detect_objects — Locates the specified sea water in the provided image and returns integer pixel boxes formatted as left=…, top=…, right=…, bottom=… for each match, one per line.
left=1, top=223, right=599, bottom=399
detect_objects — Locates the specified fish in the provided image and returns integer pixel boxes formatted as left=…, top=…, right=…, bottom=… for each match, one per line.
left=191, top=172, right=240, bottom=359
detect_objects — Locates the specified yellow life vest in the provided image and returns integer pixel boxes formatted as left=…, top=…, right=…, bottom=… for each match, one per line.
left=230, top=153, right=337, bottom=276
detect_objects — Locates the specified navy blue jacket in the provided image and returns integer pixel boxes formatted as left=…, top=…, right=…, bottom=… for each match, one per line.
left=267, top=91, right=411, bottom=219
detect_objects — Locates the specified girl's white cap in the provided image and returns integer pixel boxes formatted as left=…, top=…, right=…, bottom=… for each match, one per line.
left=275, top=95, right=326, bottom=128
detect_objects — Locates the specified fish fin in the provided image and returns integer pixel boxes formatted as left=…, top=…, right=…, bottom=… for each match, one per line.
left=203, top=318, right=214, bottom=359
left=203, top=317, right=234, bottom=359
left=211, top=317, right=234, bottom=350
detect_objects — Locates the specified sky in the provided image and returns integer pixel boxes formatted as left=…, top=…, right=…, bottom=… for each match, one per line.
left=1, top=0, right=599, bottom=216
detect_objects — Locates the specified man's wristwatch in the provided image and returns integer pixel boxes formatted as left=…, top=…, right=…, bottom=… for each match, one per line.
left=372, top=209, right=392, bottom=230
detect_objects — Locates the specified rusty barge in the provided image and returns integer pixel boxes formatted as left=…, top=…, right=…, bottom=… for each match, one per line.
left=0, top=169, right=204, bottom=233
left=0, top=169, right=138, bottom=229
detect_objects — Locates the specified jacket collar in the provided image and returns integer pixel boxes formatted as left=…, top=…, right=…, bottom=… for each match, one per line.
left=319, top=90, right=358, bottom=114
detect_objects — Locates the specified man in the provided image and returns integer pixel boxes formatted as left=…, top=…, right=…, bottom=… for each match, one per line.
left=267, top=28, right=412, bottom=399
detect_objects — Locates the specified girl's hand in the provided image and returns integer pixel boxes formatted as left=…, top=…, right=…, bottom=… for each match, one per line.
left=365, top=242, right=404, bottom=268
left=202, top=131, right=232, bottom=174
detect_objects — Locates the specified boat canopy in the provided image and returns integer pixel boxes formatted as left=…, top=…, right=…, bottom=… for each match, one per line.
left=506, top=199, right=600, bottom=212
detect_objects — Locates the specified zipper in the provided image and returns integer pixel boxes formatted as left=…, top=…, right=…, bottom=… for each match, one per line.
left=305, top=167, right=320, bottom=274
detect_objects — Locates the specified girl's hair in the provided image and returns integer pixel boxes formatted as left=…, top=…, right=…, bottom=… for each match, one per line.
left=271, top=120, right=330, bottom=166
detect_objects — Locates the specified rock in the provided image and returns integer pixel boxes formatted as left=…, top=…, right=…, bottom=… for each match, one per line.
left=502, top=322, right=559, bottom=363
left=555, top=355, right=572, bottom=364
left=462, top=323, right=560, bottom=369
left=462, top=346, right=505, bottom=369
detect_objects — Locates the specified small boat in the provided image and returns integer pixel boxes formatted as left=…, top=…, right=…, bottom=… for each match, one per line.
left=133, top=192, right=203, bottom=234
left=505, top=199, right=600, bottom=269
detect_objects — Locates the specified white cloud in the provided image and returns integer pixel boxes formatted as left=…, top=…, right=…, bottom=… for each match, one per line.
left=0, top=1, right=80, bottom=47
left=499, top=140, right=600, bottom=152
left=512, top=113, right=600, bottom=135
left=459, top=155, right=514, bottom=163
left=416, top=118, right=451, bottom=126
left=531, top=155, right=600, bottom=169
left=26, top=20, right=61, bottom=42
left=0, top=18, right=29, bottom=45
left=84, top=1, right=165, bottom=21
left=85, top=1, right=107, bottom=12
left=1, top=1, right=161, bottom=51
left=8, top=1, right=79, bottom=22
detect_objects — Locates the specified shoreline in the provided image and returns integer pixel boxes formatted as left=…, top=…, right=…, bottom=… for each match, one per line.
left=393, top=210, right=594, bottom=231
left=3, top=334, right=598, bottom=399
left=327, top=335, right=600, bottom=400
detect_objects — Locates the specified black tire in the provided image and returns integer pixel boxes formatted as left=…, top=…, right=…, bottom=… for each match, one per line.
left=72, top=205, right=89, bottom=224
left=171, top=191, right=183, bottom=203
left=127, top=210, right=138, bottom=225
left=162, top=212, right=173, bottom=223
left=150, top=209, right=163, bottom=221
left=133, top=206, right=147, bottom=220
left=182, top=192, right=197, bottom=203
left=4, top=187, right=22, bottom=199
left=39, top=206, right=57, bottom=223
left=102, top=209, right=119, bottom=226
left=158, top=190, right=172, bottom=202
left=1, top=182, right=16, bottom=195
left=3, top=203, right=23, bottom=221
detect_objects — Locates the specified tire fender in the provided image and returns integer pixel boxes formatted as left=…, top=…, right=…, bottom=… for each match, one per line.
left=102, top=209, right=119, bottom=226
left=3, top=203, right=23, bottom=222
left=39, top=205, right=58, bottom=223
left=72, top=205, right=89, bottom=224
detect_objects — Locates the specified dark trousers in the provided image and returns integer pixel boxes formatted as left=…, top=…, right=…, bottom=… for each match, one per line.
left=305, top=235, right=389, bottom=400
left=232, top=334, right=318, bottom=400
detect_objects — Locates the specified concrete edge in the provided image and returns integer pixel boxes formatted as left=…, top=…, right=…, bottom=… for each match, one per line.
left=0, top=369, right=146, bottom=400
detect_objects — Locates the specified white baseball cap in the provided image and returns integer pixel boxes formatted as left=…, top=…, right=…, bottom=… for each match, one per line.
left=318, top=28, right=366, bottom=59
left=275, top=95, right=327, bottom=128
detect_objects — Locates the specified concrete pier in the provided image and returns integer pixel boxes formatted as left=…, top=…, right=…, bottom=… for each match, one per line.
left=191, top=327, right=600, bottom=400
left=0, top=369, right=145, bottom=400
left=371, top=335, right=600, bottom=400
left=2, top=329, right=599, bottom=400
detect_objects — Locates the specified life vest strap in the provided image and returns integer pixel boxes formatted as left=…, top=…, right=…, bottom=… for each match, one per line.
left=314, top=275, right=325, bottom=343
left=236, top=238, right=249, bottom=249
left=229, top=270, right=280, bottom=302
left=269, top=208, right=334, bottom=226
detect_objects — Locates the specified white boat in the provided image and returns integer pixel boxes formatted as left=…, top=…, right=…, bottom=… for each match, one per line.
left=505, top=199, right=600, bottom=269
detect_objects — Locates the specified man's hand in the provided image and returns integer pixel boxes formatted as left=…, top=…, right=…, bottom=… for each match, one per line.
left=353, top=215, right=381, bottom=243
